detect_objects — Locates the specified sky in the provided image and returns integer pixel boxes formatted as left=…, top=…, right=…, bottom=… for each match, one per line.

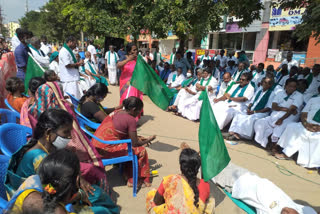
left=1, top=0, right=47, bottom=23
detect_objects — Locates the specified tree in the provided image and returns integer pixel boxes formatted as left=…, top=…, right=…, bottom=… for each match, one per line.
left=19, top=11, right=46, bottom=37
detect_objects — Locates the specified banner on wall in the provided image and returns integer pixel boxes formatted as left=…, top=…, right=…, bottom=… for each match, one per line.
left=293, top=53, right=306, bottom=64
left=269, top=6, right=306, bottom=31
left=195, top=49, right=216, bottom=62
left=0, top=52, right=17, bottom=108
left=267, top=49, right=280, bottom=59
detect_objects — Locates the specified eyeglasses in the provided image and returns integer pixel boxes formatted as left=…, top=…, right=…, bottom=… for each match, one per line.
left=240, top=78, right=247, bottom=81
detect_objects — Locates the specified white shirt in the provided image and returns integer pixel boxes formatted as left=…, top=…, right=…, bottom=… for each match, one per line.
left=29, top=48, right=50, bottom=68
left=302, top=96, right=320, bottom=125
left=252, top=71, right=265, bottom=87
left=104, top=51, right=119, bottom=68
left=217, top=81, right=232, bottom=98
left=167, top=71, right=178, bottom=85
left=49, top=60, right=59, bottom=76
left=40, top=42, right=52, bottom=56
left=11, top=35, right=20, bottom=51
left=215, top=55, right=228, bottom=67
left=198, top=55, right=211, bottom=67
left=59, top=47, right=80, bottom=82
left=232, top=69, right=250, bottom=82
left=170, top=73, right=186, bottom=88
left=278, top=59, right=299, bottom=71
left=227, top=56, right=238, bottom=65
left=154, top=52, right=162, bottom=65
left=87, top=44, right=97, bottom=64
left=249, top=88, right=274, bottom=110
left=227, top=83, right=255, bottom=107
left=303, top=74, right=320, bottom=103
left=278, top=75, right=290, bottom=87
left=84, top=58, right=98, bottom=74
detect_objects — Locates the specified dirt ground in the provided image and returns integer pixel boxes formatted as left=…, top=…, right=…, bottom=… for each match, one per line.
left=102, top=85, right=320, bottom=214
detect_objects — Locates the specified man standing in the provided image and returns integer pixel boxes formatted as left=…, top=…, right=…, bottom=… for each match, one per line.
left=198, top=50, right=211, bottom=67
left=215, top=49, right=228, bottom=68
left=174, top=51, right=191, bottom=76
left=105, top=45, right=119, bottom=85
left=169, top=47, right=176, bottom=64
left=40, top=35, right=52, bottom=56
left=59, top=36, right=83, bottom=99
left=14, top=29, right=28, bottom=80
left=153, top=46, right=164, bottom=66
left=29, top=36, right=50, bottom=68
left=11, top=28, right=21, bottom=51
left=87, top=40, right=97, bottom=65
left=276, top=51, right=298, bottom=72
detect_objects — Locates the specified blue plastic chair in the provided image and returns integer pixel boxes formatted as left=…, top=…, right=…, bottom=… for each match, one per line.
left=4, top=99, right=20, bottom=117
left=0, top=109, right=20, bottom=124
left=0, top=124, right=32, bottom=156
left=74, top=108, right=100, bottom=130
left=66, top=92, right=80, bottom=108
left=77, top=116, right=138, bottom=197
left=0, top=155, right=10, bottom=210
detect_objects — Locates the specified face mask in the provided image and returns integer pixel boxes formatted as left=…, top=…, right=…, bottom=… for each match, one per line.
left=52, top=135, right=70, bottom=149
left=186, top=73, right=192, bottom=78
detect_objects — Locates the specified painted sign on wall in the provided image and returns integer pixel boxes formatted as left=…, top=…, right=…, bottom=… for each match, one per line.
left=269, top=6, right=306, bottom=31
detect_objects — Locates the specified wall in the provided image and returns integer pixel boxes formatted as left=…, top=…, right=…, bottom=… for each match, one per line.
left=306, top=36, right=320, bottom=67
left=159, top=40, right=175, bottom=55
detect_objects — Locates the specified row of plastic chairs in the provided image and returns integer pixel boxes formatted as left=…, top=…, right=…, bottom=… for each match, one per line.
left=67, top=93, right=138, bottom=197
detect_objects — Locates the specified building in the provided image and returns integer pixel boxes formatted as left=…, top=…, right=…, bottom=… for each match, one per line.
left=4, top=22, right=20, bottom=38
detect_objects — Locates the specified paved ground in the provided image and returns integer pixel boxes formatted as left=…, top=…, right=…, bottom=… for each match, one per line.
left=102, top=85, right=320, bottom=214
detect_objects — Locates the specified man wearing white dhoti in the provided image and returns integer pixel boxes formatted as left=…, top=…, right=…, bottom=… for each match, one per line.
left=254, top=78, right=303, bottom=148
left=227, top=76, right=275, bottom=140
left=212, top=162, right=317, bottom=214
left=59, top=36, right=82, bottom=99
left=105, top=45, right=119, bottom=85
left=303, top=64, right=320, bottom=103
left=198, top=50, right=211, bottom=67
left=275, top=91, right=320, bottom=168
left=181, top=69, right=219, bottom=121
left=75, top=52, right=96, bottom=94
left=252, top=63, right=266, bottom=88
left=212, top=72, right=255, bottom=130
left=232, top=62, right=249, bottom=82
left=168, top=67, right=186, bottom=89
left=29, top=36, right=50, bottom=68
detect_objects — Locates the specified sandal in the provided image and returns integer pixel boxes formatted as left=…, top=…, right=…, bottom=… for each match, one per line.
left=274, top=153, right=290, bottom=160
left=226, top=135, right=240, bottom=141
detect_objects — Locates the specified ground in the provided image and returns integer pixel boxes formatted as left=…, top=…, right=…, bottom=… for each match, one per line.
left=102, top=85, right=320, bottom=214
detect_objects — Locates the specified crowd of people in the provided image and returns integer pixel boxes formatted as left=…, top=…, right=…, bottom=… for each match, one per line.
left=1, top=26, right=319, bottom=213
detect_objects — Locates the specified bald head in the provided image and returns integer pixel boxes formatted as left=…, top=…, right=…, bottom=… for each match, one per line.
left=223, top=72, right=231, bottom=84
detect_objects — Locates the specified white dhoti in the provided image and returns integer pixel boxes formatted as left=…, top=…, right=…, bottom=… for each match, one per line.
left=212, top=102, right=242, bottom=130
left=62, top=81, right=82, bottom=100
left=229, top=112, right=268, bottom=139
left=174, top=89, right=194, bottom=110
left=278, top=122, right=320, bottom=168
left=108, top=67, right=117, bottom=84
left=254, top=112, right=299, bottom=148
left=84, top=75, right=96, bottom=87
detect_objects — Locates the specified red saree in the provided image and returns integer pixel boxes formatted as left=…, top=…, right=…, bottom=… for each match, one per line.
left=92, top=112, right=150, bottom=183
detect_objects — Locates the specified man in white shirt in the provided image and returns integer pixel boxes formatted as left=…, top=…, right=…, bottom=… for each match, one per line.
left=29, top=36, right=50, bottom=68
left=212, top=72, right=255, bottom=130
left=153, top=46, right=164, bottom=66
left=59, top=36, right=83, bottom=99
left=169, top=47, right=176, bottom=64
left=252, top=63, right=266, bottom=88
left=276, top=51, right=298, bottom=71
left=87, top=40, right=97, bottom=65
left=167, top=64, right=178, bottom=85
left=215, top=49, right=228, bottom=68
left=40, top=35, right=52, bottom=56
left=168, top=67, right=185, bottom=89
left=11, top=28, right=21, bottom=51
left=105, top=45, right=119, bottom=85
left=198, top=50, right=211, bottom=67
left=278, top=66, right=298, bottom=87
left=303, top=64, right=320, bottom=103
left=216, top=72, right=232, bottom=100
left=227, top=51, right=238, bottom=65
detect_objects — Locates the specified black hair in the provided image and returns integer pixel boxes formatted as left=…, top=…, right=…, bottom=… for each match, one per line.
left=79, top=83, right=108, bottom=104
left=66, top=36, right=76, bottom=43
left=44, top=70, right=56, bottom=81
left=241, top=72, right=253, bottom=81
left=28, top=77, right=46, bottom=95
left=266, top=64, right=274, bottom=71
left=41, top=35, right=47, bottom=40
left=297, top=79, right=308, bottom=88
left=26, top=31, right=34, bottom=38
left=313, top=64, right=320, bottom=71
left=203, top=68, right=212, bottom=75
left=9, top=109, right=73, bottom=173
left=264, top=76, right=275, bottom=86
left=179, top=148, right=201, bottom=207
left=285, top=78, right=298, bottom=86
left=126, top=42, right=136, bottom=54
left=186, top=52, right=193, bottom=58
left=89, top=40, right=94, bottom=45
left=5, top=77, right=24, bottom=94
left=15, top=28, right=21, bottom=34
left=290, top=66, right=298, bottom=72
left=123, top=96, right=143, bottom=111
left=258, top=63, right=265, bottom=68
left=39, top=149, right=80, bottom=213
left=16, top=29, right=26, bottom=41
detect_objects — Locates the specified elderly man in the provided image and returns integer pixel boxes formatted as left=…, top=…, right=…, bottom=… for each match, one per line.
left=87, top=40, right=97, bottom=65
left=28, top=36, right=50, bottom=68
left=59, top=36, right=83, bottom=99
left=105, top=45, right=119, bottom=85
left=40, top=35, right=52, bottom=56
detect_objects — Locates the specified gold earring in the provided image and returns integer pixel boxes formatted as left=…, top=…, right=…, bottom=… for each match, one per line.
left=46, top=135, right=50, bottom=142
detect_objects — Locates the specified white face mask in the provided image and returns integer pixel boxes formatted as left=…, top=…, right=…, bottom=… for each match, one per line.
left=52, top=135, right=70, bottom=149
left=186, top=73, right=192, bottom=78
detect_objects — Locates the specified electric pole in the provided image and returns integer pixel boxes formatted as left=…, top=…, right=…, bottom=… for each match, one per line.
left=25, top=0, right=29, bottom=14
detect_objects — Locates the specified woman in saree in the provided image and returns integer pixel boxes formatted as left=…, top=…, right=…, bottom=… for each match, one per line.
left=5, top=149, right=119, bottom=214
left=92, top=96, right=156, bottom=187
left=117, top=43, right=143, bottom=113
left=20, top=81, right=106, bottom=185
left=146, top=148, right=215, bottom=214
left=5, top=77, right=28, bottom=112
left=20, top=77, right=46, bottom=128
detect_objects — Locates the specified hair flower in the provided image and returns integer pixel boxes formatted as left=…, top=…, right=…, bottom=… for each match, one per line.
left=43, top=183, right=57, bottom=195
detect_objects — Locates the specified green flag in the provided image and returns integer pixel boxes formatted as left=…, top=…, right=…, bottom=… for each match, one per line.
left=24, top=54, right=45, bottom=93
left=199, top=90, right=230, bottom=181
left=130, top=55, right=174, bottom=110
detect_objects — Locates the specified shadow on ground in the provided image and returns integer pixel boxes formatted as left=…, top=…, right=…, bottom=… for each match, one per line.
left=137, top=115, right=154, bottom=127
left=148, top=141, right=179, bottom=152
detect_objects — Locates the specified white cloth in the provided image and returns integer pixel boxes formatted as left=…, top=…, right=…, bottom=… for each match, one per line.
left=212, top=83, right=255, bottom=129
left=232, top=173, right=316, bottom=214
left=49, top=61, right=60, bottom=76
left=154, top=52, right=162, bottom=65
left=104, top=51, right=119, bottom=68
left=167, top=71, right=178, bottom=85
left=40, top=42, right=52, bottom=56
left=62, top=81, right=81, bottom=100
left=182, top=77, right=219, bottom=121
left=169, top=53, right=175, bottom=64
left=108, top=67, right=118, bottom=84
left=278, top=59, right=299, bottom=71
left=59, top=47, right=80, bottom=82
left=215, top=55, right=228, bottom=67
left=254, top=90, right=303, bottom=147
left=229, top=88, right=274, bottom=139
left=232, top=69, right=250, bottom=82
left=227, top=56, right=238, bottom=65
left=198, top=55, right=211, bottom=67
left=252, top=71, right=265, bottom=88
left=278, top=74, right=290, bottom=87
left=170, top=74, right=186, bottom=88
left=217, top=81, right=232, bottom=98
left=11, top=35, right=20, bottom=51
left=303, top=74, right=320, bottom=103
left=173, top=84, right=197, bottom=111
left=30, top=48, right=50, bottom=68
left=87, top=44, right=97, bottom=64
left=78, top=66, right=96, bottom=88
